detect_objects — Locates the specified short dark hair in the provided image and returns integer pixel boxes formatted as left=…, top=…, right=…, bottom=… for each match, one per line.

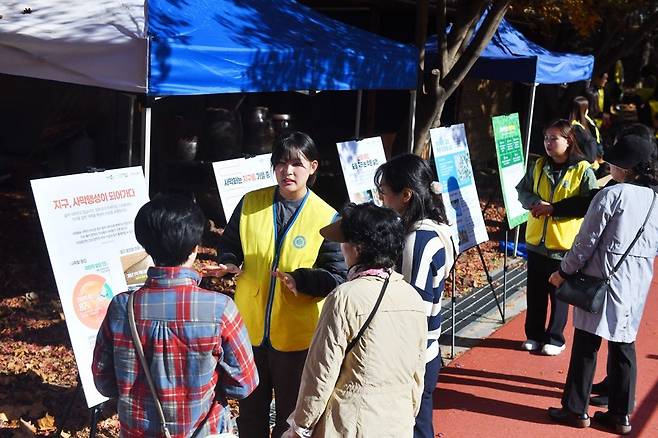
left=271, top=131, right=320, bottom=186
left=375, top=153, right=448, bottom=233
left=134, top=194, right=206, bottom=267
left=339, top=203, right=404, bottom=270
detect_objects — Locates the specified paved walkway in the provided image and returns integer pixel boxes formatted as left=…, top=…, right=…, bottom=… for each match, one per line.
left=434, top=261, right=658, bottom=437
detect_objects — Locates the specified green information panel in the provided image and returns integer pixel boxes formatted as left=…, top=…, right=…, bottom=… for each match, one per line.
left=492, top=113, right=529, bottom=229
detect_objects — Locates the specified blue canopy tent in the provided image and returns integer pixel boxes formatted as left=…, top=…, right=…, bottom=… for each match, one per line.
left=148, top=0, right=418, bottom=95
left=425, top=17, right=594, bottom=161
left=145, top=0, right=419, bottom=187
left=2, top=0, right=418, bottom=188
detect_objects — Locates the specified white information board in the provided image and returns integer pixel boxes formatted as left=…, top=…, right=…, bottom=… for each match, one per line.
left=336, top=136, right=387, bottom=205
left=429, top=124, right=489, bottom=253
left=212, top=154, right=277, bottom=220
left=31, top=167, right=150, bottom=407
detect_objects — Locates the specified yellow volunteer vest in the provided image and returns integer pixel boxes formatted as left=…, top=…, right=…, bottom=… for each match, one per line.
left=598, top=88, right=605, bottom=115
left=579, top=115, right=601, bottom=144
left=525, top=157, right=591, bottom=251
left=235, top=186, right=337, bottom=351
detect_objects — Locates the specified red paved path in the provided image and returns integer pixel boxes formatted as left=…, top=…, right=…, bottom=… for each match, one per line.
left=434, top=262, right=658, bottom=437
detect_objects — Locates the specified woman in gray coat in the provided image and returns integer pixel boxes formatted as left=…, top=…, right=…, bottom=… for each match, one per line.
left=547, top=134, right=658, bottom=435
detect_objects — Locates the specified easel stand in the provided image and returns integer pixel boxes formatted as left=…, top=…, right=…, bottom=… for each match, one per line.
left=55, top=377, right=101, bottom=438
left=475, top=244, right=505, bottom=322
left=449, top=241, right=511, bottom=359
left=450, top=254, right=460, bottom=360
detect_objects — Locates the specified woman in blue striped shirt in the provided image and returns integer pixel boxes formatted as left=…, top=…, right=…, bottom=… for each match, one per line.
left=375, top=154, right=455, bottom=438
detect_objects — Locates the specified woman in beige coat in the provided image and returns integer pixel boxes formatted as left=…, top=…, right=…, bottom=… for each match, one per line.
left=284, top=203, right=427, bottom=438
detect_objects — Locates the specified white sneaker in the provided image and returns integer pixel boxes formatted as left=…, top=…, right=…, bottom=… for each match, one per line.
left=521, top=339, right=541, bottom=351
left=541, top=343, right=566, bottom=356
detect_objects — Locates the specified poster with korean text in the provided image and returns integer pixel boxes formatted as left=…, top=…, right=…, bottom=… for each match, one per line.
left=336, top=137, right=387, bottom=205
left=31, top=167, right=150, bottom=407
left=429, top=124, right=489, bottom=253
left=492, top=113, right=529, bottom=229
left=212, top=154, right=277, bottom=220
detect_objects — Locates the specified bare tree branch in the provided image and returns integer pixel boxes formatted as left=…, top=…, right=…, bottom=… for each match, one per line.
left=437, top=0, right=448, bottom=79
left=441, top=0, right=510, bottom=97
left=446, top=0, right=484, bottom=63
left=415, top=0, right=430, bottom=93
left=413, top=0, right=511, bottom=154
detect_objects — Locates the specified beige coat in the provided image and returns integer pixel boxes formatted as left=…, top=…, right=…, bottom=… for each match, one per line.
left=292, top=272, right=427, bottom=437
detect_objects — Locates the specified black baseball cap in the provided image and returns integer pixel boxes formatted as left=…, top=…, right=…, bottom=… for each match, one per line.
left=604, top=135, right=655, bottom=170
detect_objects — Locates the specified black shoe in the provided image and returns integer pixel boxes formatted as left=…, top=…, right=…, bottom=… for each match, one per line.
left=591, top=379, right=609, bottom=395
left=589, top=395, right=608, bottom=408
left=593, top=411, right=631, bottom=435
left=547, top=407, right=590, bottom=428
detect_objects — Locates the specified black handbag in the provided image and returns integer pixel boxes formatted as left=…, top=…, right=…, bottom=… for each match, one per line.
left=555, top=272, right=609, bottom=314
left=556, top=191, right=656, bottom=314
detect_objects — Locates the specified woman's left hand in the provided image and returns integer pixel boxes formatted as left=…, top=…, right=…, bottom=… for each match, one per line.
left=272, top=269, right=298, bottom=296
left=531, top=201, right=554, bottom=218
left=548, top=271, right=565, bottom=287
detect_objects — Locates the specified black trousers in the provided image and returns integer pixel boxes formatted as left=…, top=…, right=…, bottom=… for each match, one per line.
left=562, top=328, right=637, bottom=415
left=236, top=345, right=308, bottom=438
left=525, top=251, right=569, bottom=346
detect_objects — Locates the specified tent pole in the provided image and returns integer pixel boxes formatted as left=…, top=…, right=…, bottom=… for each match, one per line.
left=141, top=104, right=152, bottom=194
left=408, top=90, right=417, bottom=153
left=354, top=89, right=363, bottom=140
left=514, top=82, right=538, bottom=256
left=523, top=83, right=537, bottom=169
left=127, top=94, right=136, bottom=166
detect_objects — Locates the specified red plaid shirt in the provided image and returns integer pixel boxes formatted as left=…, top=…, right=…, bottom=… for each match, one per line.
left=92, top=267, right=258, bottom=437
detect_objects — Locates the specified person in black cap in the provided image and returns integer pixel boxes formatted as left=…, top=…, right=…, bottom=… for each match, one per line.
left=547, top=133, right=658, bottom=434
left=549, top=123, right=657, bottom=409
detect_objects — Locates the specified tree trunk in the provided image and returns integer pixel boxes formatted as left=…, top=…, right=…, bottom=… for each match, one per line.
left=414, top=85, right=447, bottom=155
left=412, top=0, right=511, bottom=155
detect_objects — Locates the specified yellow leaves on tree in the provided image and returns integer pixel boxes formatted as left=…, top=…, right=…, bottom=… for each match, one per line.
left=513, top=0, right=602, bottom=37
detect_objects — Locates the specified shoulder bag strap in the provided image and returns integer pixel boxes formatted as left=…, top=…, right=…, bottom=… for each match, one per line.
left=344, top=274, right=390, bottom=355
left=607, top=191, right=657, bottom=280
left=127, top=292, right=172, bottom=438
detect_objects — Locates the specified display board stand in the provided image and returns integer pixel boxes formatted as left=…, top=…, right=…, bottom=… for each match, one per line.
left=448, top=243, right=506, bottom=359
left=449, top=254, right=460, bottom=360
left=476, top=244, right=505, bottom=322
left=55, top=377, right=102, bottom=438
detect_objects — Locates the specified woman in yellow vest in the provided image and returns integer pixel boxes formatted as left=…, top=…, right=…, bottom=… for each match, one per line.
left=569, top=96, right=602, bottom=166
left=208, top=132, right=347, bottom=438
left=516, top=120, right=598, bottom=356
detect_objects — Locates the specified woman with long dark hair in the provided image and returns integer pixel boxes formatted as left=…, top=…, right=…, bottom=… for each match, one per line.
left=374, top=154, right=455, bottom=438
left=569, top=96, right=602, bottom=164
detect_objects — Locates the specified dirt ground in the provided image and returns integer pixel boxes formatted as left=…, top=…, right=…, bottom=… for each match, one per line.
left=0, top=180, right=510, bottom=436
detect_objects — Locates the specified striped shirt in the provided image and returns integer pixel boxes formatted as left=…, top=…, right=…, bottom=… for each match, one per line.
left=399, top=220, right=454, bottom=363
left=92, top=267, right=258, bottom=437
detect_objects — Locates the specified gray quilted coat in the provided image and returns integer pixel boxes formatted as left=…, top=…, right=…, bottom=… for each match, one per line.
left=560, top=183, right=658, bottom=342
